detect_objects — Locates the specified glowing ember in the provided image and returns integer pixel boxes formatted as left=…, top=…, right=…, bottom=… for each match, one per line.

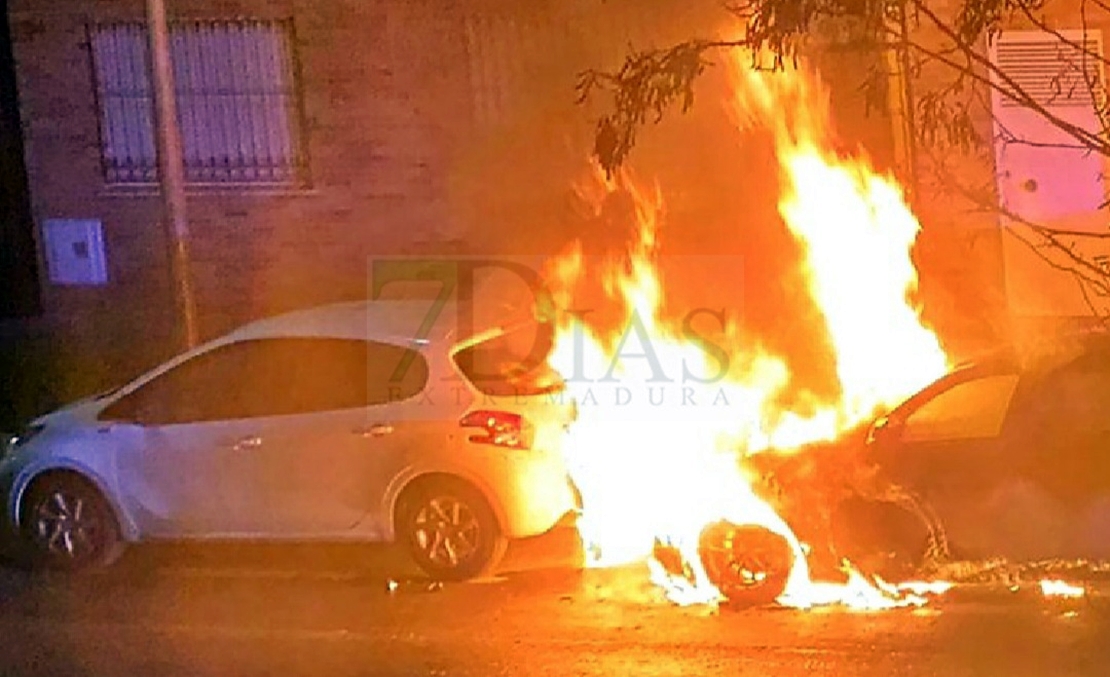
left=891, top=580, right=956, bottom=596
left=782, top=563, right=927, bottom=610
left=546, top=52, right=949, bottom=609
left=1040, top=579, right=1085, bottom=599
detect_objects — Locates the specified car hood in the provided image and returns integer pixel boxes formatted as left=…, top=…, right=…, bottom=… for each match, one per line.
left=32, top=394, right=107, bottom=429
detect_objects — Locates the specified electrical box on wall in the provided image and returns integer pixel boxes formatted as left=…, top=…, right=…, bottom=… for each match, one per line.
left=42, top=218, right=108, bottom=286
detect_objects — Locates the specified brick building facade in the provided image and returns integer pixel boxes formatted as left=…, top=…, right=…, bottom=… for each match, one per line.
left=9, top=0, right=475, bottom=356
left=13, top=0, right=1057, bottom=417
left=2, top=0, right=733, bottom=411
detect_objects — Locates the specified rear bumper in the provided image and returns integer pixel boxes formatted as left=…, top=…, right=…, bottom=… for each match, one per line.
left=471, top=448, right=579, bottom=539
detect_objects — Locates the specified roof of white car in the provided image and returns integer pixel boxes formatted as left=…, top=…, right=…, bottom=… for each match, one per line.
left=224, top=299, right=459, bottom=341
left=224, top=300, right=470, bottom=346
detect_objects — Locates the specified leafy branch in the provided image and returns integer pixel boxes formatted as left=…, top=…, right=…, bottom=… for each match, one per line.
left=577, top=39, right=745, bottom=174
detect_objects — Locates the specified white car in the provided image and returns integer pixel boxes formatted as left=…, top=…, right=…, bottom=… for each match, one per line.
left=0, top=300, right=579, bottom=580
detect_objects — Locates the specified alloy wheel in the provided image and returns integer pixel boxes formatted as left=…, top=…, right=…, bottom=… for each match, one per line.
left=30, top=487, right=105, bottom=562
left=411, top=495, right=482, bottom=568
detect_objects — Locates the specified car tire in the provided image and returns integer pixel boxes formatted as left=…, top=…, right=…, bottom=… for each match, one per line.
left=20, top=473, right=125, bottom=571
left=697, top=522, right=793, bottom=607
left=397, top=478, right=507, bottom=581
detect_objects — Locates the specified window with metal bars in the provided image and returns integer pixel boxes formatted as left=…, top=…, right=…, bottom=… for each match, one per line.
left=89, top=20, right=305, bottom=186
left=991, top=30, right=1106, bottom=108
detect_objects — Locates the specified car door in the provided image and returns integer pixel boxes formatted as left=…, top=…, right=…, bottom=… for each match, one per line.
left=103, top=340, right=279, bottom=536
left=1003, top=350, right=1110, bottom=557
left=876, top=370, right=1021, bottom=558
left=248, top=337, right=444, bottom=536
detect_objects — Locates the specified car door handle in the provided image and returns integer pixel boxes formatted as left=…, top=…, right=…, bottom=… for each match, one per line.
left=355, top=424, right=393, bottom=438
left=232, top=435, right=263, bottom=451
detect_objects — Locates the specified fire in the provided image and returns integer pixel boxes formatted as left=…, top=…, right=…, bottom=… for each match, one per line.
left=1040, top=579, right=1085, bottom=599
left=729, top=52, right=949, bottom=423
left=893, top=580, right=956, bottom=596
left=545, top=53, right=950, bottom=609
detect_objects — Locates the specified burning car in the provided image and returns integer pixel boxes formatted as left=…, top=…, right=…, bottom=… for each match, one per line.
left=0, top=300, right=579, bottom=580
left=763, top=331, right=1110, bottom=582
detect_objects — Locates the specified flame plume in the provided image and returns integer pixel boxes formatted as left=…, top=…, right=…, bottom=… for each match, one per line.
left=545, top=52, right=950, bottom=608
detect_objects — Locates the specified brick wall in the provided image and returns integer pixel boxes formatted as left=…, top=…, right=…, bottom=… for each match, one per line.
left=6, top=0, right=475, bottom=392
left=5, top=0, right=999, bottom=413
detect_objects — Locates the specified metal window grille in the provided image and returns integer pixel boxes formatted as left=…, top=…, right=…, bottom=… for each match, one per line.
left=992, top=31, right=1106, bottom=108
left=464, top=13, right=526, bottom=127
left=463, top=11, right=561, bottom=127
left=90, top=20, right=304, bottom=185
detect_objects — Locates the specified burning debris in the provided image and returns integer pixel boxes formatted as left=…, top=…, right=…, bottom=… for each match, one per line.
left=894, top=580, right=955, bottom=596
left=543, top=51, right=952, bottom=610
left=1040, top=579, right=1085, bottom=599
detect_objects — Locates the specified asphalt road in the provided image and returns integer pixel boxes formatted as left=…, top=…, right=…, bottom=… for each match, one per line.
left=1, top=528, right=1108, bottom=677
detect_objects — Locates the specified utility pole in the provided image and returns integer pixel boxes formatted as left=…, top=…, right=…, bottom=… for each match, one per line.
left=146, top=0, right=198, bottom=349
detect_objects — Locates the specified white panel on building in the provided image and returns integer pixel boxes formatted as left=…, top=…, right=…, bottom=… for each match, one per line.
left=42, top=218, right=109, bottom=286
left=990, top=30, right=1110, bottom=317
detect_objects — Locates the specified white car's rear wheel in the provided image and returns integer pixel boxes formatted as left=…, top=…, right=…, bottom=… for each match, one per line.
left=398, top=479, right=507, bottom=581
left=20, top=473, right=124, bottom=570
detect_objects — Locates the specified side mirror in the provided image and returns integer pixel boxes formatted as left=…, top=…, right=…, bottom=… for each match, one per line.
left=865, top=415, right=901, bottom=446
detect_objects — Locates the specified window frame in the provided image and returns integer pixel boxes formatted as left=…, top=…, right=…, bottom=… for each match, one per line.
left=86, top=18, right=310, bottom=189
left=99, top=337, right=432, bottom=425
left=898, top=371, right=1021, bottom=444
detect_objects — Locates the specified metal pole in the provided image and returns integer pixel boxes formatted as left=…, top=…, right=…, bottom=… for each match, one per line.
left=146, top=0, right=198, bottom=349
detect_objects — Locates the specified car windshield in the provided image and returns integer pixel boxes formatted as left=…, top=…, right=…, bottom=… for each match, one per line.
left=452, top=321, right=564, bottom=397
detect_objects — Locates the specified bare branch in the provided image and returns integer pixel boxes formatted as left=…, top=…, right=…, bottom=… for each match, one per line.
left=909, top=0, right=1110, bottom=156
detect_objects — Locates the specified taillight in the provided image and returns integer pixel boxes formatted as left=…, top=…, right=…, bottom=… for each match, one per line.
left=459, top=410, right=531, bottom=449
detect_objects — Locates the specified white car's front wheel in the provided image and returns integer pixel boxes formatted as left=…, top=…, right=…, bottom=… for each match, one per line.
left=20, top=473, right=124, bottom=570
left=398, top=479, right=507, bottom=581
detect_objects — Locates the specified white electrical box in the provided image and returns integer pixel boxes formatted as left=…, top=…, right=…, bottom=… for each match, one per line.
left=42, top=218, right=108, bottom=286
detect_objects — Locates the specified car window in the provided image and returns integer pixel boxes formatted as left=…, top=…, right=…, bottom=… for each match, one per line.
left=101, top=338, right=429, bottom=424
left=360, top=340, right=430, bottom=405
left=452, top=321, right=563, bottom=397
left=101, top=341, right=259, bottom=424
left=900, top=373, right=1020, bottom=443
left=1023, top=352, right=1110, bottom=434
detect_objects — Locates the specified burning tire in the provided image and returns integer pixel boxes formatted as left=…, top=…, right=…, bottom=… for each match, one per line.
left=697, top=522, right=794, bottom=607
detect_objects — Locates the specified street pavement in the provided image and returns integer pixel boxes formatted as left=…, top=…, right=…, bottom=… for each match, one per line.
left=1, top=528, right=1109, bottom=677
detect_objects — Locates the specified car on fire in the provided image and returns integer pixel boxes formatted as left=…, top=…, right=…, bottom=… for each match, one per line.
left=0, top=300, right=579, bottom=580
left=712, top=331, right=1110, bottom=601
left=755, top=331, right=1110, bottom=582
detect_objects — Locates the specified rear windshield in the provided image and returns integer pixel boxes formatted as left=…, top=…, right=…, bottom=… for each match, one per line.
left=452, top=322, right=564, bottom=397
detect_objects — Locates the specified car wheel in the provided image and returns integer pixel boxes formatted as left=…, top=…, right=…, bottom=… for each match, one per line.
left=398, top=479, right=507, bottom=581
left=697, top=522, right=793, bottom=607
left=20, top=473, right=124, bottom=571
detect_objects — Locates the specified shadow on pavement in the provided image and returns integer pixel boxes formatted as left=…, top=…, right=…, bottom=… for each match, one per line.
left=0, top=525, right=584, bottom=590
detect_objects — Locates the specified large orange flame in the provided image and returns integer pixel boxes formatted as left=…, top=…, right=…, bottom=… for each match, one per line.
left=545, top=53, right=950, bottom=608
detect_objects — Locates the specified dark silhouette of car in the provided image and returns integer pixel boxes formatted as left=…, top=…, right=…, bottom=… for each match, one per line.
left=825, top=332, right=1110, bottom=575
